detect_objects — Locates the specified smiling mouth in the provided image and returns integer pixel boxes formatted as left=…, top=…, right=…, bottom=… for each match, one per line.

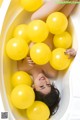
left=39, top=76, right=45, bottom=81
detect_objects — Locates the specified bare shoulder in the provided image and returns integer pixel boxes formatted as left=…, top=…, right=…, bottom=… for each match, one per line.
left=42, top=62, right=58, bottom=78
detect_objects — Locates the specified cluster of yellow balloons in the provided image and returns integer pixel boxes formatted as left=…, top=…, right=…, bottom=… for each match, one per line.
left=11, top=71, right=50, bottom=120
left=46, top=12, right=72, bottom=70
left=11, top=71, right=34, bottom=109
left=6, top=20, right=50, bottom=63
left=6, top=12, right=72, bottom=69
left=6, top=10, right=73, bottom=120
left=6, top=19, right=50, bottom=119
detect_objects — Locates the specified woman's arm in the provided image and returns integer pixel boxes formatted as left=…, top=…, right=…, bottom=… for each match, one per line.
left=60, top=4, right=76, bottom=17
left=31, top=0, right=65, bottom=20
left=31, top=0, right=77, bottom=20
left=44, top=33, right=54, bottom=50
left=42, top=62, right=58, bottom=78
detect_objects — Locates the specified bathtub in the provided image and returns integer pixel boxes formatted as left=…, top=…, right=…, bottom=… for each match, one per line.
left=0, top=0, right=80, bottom=120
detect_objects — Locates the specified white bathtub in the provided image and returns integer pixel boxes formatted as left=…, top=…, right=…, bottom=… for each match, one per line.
left=0, top=0, right=80, bottom=120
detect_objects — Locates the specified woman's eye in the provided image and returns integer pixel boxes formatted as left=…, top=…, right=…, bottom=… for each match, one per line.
left=47, top=84, right=51, bottom=87
left=40, top=85, right=44, bottom=88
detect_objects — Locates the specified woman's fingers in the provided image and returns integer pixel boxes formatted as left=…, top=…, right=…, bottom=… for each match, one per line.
left=27, top=56, right=31, bottom=60
left=28, top=60, right=35, bottom=64
left=31, top=0, right=65, bottom=20
left=27, top=57, right=35, bottom=66
left=65, top=48, right=76, bottom=58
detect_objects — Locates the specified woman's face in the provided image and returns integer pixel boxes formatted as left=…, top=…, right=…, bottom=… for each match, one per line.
left=33, top=73, right=51, bottom=94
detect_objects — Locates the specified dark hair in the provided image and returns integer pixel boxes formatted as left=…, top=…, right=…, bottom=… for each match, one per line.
left=34, top=84, right=60, bottom=116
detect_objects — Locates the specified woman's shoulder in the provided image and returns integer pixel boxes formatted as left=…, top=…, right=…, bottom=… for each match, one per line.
left=42, top=62, right=58, bottom=78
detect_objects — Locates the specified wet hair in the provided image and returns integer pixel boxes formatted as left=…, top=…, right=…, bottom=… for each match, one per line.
left=34, top=84, right=60, bottom=116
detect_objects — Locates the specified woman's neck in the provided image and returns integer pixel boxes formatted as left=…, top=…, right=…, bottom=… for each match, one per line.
left=30, top=66, right=42, bottom=80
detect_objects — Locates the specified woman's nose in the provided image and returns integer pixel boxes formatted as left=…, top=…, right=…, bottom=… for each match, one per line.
left=40, top=80, right=46, bottom=84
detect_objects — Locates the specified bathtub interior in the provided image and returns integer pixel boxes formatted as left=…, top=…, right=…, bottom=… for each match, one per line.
left=0, top=0, right=78, bottom=120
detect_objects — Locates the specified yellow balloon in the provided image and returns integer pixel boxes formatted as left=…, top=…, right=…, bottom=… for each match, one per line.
left=13, top=24, right=30, bottom=43
left=50, top=48, right=71, bottom=70
left=11, top=85, right=35, bottom=109
left=30, top=43, right=51, bottom=65
left=12, top=71, right=33, bottom=87
left=46, top=12, right=68, bottom=34
left=26, top=101, right=50, bottom=120
left=53, top=31, right=72, bottom=49
left=6, top=38, right=29, bottom=60
left=27, top=20, right=49, bottom=43
left=20, top=0, right=43, bottom=12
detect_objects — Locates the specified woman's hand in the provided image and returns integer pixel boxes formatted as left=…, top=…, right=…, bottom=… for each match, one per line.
left=26, top=56, right=35, bottom=67
left=65, top=48, right=76, bottom=58
left=17, top=56, right=35, bottom=72
left=31, top=0, right=77, bottom=20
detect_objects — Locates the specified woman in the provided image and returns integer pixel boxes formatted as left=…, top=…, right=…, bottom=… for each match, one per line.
left=17, top=42, right=76, bottom=116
